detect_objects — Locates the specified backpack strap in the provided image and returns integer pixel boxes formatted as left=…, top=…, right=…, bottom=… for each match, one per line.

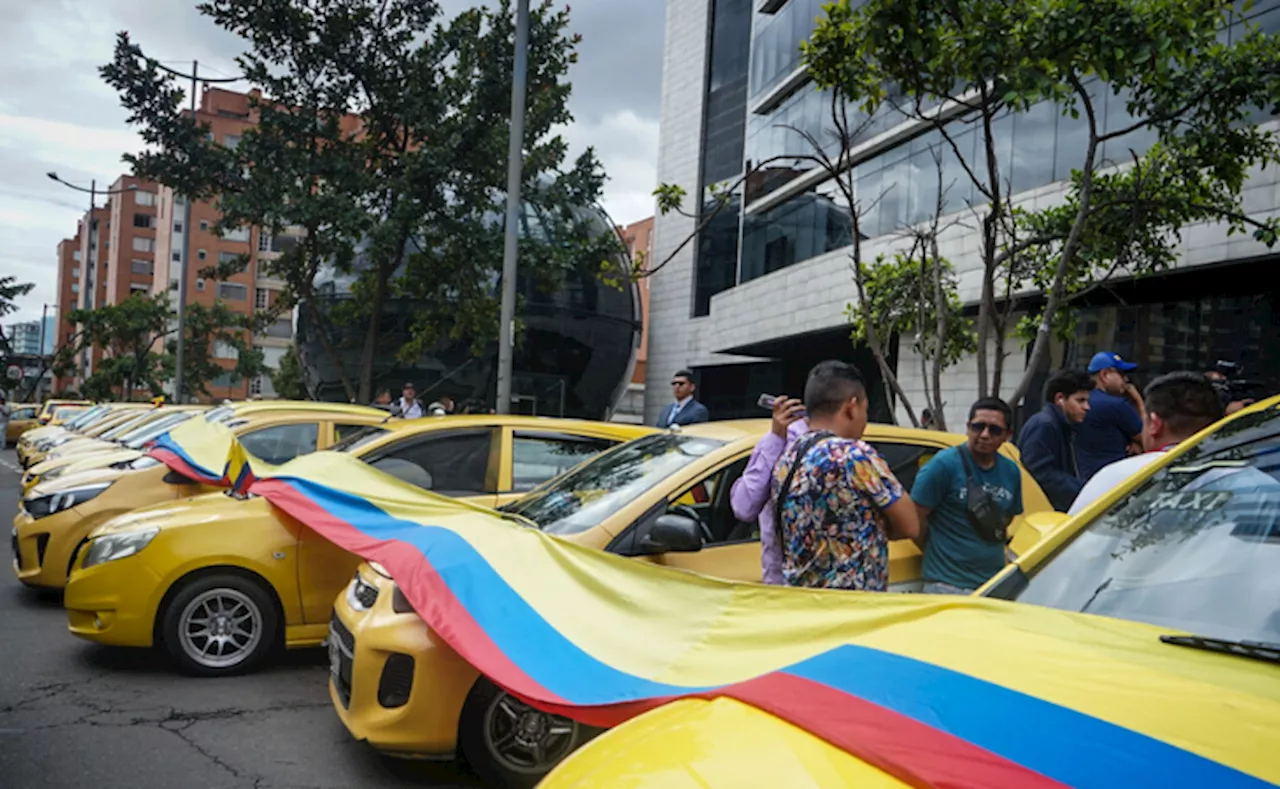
left=772, top=431, right=834, bottom=549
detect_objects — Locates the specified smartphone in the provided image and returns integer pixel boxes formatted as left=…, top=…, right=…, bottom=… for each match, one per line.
left=758, top=393, right=806, bottom=417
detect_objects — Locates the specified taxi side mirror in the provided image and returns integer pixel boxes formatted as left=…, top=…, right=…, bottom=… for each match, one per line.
left=638, top=514, right=703, bottom=554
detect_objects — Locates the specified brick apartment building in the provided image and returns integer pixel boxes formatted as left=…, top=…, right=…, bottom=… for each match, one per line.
left=54, top=87, right=299, bottom=400
left=610, top=216, right=654, bottom=423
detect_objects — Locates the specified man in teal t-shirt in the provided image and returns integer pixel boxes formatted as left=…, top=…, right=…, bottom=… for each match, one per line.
left=911, top=397, right=1023, bottom=593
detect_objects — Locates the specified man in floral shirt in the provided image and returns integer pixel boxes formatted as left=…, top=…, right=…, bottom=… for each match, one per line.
left=771, top=361, right=919, bottom=590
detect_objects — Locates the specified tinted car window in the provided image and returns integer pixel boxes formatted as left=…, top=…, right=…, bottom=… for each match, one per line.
left=239, top=422, right=320, bottom=465
left=369, top=430, right=493, bottom=496
left=510, top=433, right=616, bottom=492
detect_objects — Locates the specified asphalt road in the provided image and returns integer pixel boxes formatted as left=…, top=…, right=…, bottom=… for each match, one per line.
left=0, top=448, right=481, bottom=789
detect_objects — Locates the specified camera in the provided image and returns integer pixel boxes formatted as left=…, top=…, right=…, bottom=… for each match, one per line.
left=1208, top=360, right=1264, bottom=407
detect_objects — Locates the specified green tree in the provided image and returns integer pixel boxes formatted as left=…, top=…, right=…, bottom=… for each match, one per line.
left=804, top=0, right=1280, bottom=408
left=269, top=345, right=309, bottom=400
left=0, top=276, right=35, bottom=358
left=56, top=294, right=266, bottom=401
left=102, top=0, right=616, bottom=404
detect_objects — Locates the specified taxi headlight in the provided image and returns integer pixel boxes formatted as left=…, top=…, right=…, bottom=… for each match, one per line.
left=82, top=528, right=159, bottom=568
left=25, top=483, right=112, bottom=520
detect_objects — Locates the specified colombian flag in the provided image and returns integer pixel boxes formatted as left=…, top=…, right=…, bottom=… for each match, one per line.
left=153, top=422, right=1280, bottom=789
left=148, top=416, right=273, bottom=495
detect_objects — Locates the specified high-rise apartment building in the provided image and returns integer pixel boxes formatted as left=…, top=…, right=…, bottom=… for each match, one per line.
left=647, top=0, right=1280, bottom=425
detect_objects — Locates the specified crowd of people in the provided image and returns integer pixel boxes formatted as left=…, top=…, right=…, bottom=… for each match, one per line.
left=680, top=353, right=1256, bottom=597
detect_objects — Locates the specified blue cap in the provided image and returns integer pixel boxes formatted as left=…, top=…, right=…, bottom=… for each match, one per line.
left=1087, top=351, right=1138, bottom=374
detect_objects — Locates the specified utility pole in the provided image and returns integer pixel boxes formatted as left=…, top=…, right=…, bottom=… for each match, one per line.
left=144, top=59, right=239, bottom=403
left=495, top=0, right=530, bottom=415
left=46, top=173, right=137, bottom=387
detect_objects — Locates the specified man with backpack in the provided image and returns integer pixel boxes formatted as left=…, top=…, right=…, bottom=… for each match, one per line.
left=770, top=361, right=919, bottom=590
left=911, top=397, right=1024, bottom=594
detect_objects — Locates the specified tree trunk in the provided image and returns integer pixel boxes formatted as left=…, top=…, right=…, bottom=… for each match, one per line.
left=929, top=238, right=949, bottom=431
left=1012, top=138, right=1100, bottom=408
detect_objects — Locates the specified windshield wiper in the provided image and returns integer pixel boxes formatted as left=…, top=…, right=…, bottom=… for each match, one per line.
left=499, top=511, right=538, bottom=529
left=1159, top=634, right=1280, bottom=665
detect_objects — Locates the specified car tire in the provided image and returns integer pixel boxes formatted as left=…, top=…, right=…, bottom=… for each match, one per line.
left=160, top=572, right=279, bottom=677
left=458, top=678, right=597, bottom=789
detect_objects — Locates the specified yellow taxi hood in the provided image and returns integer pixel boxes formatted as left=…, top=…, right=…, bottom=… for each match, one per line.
left=88, top=491, right=275, bottom=539
left=29, top=465, right=129, bottom=496
left=44, top=448, right=144, bottom=477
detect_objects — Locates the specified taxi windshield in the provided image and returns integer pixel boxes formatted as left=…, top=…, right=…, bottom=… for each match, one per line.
left=123, top=412, right=196, bottom=449
left=1009, top=403, right=1280, bottom=645
left=99, top=412, right=154, bottom=440
left=65, top=406, right=107, bottom=428
left=507, top=433, right=727, bottom=536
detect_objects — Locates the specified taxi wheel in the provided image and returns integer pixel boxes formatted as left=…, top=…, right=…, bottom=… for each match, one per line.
left=160, top=573, right=280, bottom=677
left=459, top=678, right=597, bottom=789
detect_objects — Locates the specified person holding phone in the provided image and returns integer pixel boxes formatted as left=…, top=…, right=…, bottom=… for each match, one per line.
left=730, top=393, right=809, bottom=584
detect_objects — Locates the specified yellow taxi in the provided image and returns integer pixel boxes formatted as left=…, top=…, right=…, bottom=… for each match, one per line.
left=17, top=403, right=132, bottom=462
left=21, top=403, right=161, bottom=469
left=326, top=420, right=1057, bottom=786
left=22, top=406, right=206, bottom=490
left=15, top=403, right=114, bottom=462
left=4, top=404, right=39, bottom=449
left=39, top=399, right=93, bottom=423
left=536, top=396, right=1280, bottom=789
left=13, top=402, right=389, bottom=589
left=38, top=399, right=92, bottom=425
left=62, top=417, right=652, bottom=676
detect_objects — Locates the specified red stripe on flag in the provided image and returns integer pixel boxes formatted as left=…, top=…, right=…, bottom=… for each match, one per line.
left=148, top=447, right=210, bottom=483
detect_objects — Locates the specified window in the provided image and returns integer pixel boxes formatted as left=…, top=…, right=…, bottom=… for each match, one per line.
left=249, top=376, right=263, bottom=395
left=197, top=249, right=207, bottom=260
left=172, top=252, right=181, bottom=262
left=257, top=231, right=272, bottom=252
left=130, top=283, right=149, bottom=294
left=217, top=282, right=248, bottom=301
left=367, top=430, right=495, bottom=496
left=135, top=191, right=156, bottom=207
left=213, top=341, right=240, bottom=359
left=335, top=423, right=381, bottom=442
left=224, top=134, right=241, bottom=149
left=196, top=278, right=206, bottom=291
left=131, top=259, right=152, bottom=275
left=255, top=288, right=269, bottom=309
left=71, top=284, right=79, bottom=293
left=72, top=251, right=80, bottom=261
left=174, top=222, right=183, bottom=233
left=221, top=225, right=250, bottom=243
left=239, top=422, right=319, bottom=465
left=509, top=433, right=617, bottom=492
left=264, top=317, right=293, bottom=338
left=508, top=433, right=729, bottom=536
left=132, top=213, right=152, bottom=229
left=71, top=267, right=80, bottom=277
left=199, top=220, right=209, bottom=232
left=218, top=251, right=243, bottom=265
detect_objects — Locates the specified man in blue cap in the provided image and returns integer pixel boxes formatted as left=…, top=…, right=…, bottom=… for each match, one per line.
left=1075, top=351, right=1145, bottom=479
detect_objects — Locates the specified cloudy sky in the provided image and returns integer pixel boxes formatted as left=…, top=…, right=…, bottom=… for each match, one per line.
left=0, top=0, right=664, bottom=324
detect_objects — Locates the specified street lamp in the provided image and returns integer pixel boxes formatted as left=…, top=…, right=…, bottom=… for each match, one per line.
left=495, top=0, right=530, bottom=414
left=46, top=173, right=139, bottom=385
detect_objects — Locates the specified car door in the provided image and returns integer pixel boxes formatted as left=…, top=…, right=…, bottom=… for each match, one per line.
left=495, top=429, right=620, bottom=507
left=609, top=452, right=764, bottom=582
left=294, top=427, right=500, bottom=624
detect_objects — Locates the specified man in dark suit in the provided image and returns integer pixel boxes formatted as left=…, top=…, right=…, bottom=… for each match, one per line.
left=656, top=369, right=710, bottom=427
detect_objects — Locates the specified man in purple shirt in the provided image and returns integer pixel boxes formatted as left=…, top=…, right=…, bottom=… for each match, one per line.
left=730, top=395, right=808, bottom=584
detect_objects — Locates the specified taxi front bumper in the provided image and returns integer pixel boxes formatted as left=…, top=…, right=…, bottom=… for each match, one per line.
left=328, top=569, right=477, bottom=758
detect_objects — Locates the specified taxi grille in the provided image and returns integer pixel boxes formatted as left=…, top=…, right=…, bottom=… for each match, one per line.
left=352, top=575, right=379, bottom=609
left=377, top=653, right=415, bottom=708
left=329, top=613, right=355, bottom=709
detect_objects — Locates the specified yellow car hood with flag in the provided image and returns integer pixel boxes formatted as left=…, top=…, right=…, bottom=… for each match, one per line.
left=150, top=420, right=1280, bottom=789
left=147, top=415, right=275, bottom=494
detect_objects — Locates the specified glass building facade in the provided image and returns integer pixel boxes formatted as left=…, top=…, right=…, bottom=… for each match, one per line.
left=296, top=199, right=641, bottom=419
left=690, top=0, right=1280, bottom=312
